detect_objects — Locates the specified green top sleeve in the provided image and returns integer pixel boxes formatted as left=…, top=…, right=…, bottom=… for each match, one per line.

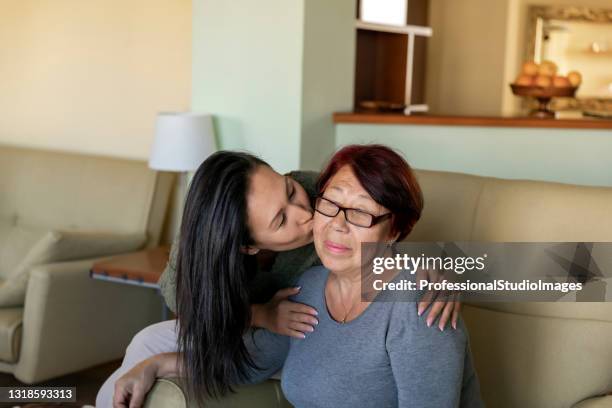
left=157, top=170, right=321, bottom=313
left=158, top=235, right=179, bottom=313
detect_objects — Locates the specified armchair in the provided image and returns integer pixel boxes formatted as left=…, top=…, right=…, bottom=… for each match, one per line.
left=0, top=145, right=174, bottom=383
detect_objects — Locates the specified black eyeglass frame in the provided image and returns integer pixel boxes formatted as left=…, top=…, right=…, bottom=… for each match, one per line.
left=314, top=195, right=392, bottom=228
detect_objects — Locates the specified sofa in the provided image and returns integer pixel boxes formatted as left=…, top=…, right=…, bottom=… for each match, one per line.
left=143, top=168, right=612, bottom=408
left=0, top=144, right=174, bottom=383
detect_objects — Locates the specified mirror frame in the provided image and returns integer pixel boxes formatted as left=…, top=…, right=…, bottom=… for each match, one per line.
left=526, top=5, right=612, bottom=112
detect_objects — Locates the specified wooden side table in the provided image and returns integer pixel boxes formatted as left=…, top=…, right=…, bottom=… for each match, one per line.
left=90, top=246, right=172, bottom=319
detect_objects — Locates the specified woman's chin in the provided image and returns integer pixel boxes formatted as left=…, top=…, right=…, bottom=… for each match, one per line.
left=320, top=253, right=355, bottom=273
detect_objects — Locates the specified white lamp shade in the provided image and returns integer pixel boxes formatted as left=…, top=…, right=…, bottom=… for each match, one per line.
left=149, top=113, right=217, bottom=172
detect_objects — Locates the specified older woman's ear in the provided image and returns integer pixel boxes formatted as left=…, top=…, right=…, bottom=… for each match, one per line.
left=388, top=231, right=401, bottom=244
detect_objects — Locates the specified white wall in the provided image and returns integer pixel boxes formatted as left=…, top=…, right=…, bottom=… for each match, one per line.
left=0, top=0, right=191, bottom=160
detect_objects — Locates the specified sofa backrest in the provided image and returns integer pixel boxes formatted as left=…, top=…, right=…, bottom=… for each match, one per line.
left=0, top=145, right=173, bottom=246
left=411, top=169, right=612, bottom=242
left=409, top=169, right=612, bottom=407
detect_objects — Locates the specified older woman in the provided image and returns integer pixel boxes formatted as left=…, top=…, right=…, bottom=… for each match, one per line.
left=280, top=145, right=483, bottom=407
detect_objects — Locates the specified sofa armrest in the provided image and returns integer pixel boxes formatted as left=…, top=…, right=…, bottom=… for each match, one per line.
left=144, top=378, right=186, bottom=408
left=14, top=257, right=162, bottom=383
left=144, top=378, right=293, bottom=408
left=573, top=395, right=612, bottom=408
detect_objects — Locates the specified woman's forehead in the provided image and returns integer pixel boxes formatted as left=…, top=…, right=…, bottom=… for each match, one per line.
left=247, top=165, right=287, bottom=223
left=326, top=166, right=383, bottom=209
left=327, top=166, right=368, bottom=196
left=249, top=165, right=283, bottom=195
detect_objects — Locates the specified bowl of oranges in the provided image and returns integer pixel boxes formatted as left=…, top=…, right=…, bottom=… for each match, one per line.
left=511, top=61, right=582, bottom=117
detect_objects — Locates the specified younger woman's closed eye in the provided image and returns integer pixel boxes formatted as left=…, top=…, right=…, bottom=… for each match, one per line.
left=278, top=182, right=298, bottom=229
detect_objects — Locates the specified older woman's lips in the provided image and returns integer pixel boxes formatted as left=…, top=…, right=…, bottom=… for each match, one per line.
left=324, top=240, right=350, bottom=254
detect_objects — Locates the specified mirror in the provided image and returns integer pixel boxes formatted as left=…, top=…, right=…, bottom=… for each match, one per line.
left=526, top=6, right=612, bottom=113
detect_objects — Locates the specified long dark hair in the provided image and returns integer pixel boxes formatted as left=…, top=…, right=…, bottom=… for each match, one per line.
left=175, top=151, right=267, bottom=405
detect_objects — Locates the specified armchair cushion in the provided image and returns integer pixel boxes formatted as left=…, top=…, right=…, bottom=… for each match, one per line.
left=0, top=221, right=47, bottom=279
left=0, top=306, right=23, bottom=363
left=573, top=396, right=612, bottom=408
left=0, top=229, right=146, bottom=307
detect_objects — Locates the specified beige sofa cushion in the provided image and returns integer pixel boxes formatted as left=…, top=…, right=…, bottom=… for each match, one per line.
left=410, top=170, right=484, bottom=241
left=0, top=230, right=147, bottom=307
left=472, top=178, right=612, bottom=242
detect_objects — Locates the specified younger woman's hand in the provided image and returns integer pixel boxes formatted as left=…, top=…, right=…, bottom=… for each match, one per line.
left=253, top=287, right=319, bottom=338
left=113, top=352, right=178, bottom=408
left=415, top=268, right=462, bottom=331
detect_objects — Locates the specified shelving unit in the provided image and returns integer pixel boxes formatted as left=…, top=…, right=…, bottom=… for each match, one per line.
left=353, top=1, right=433, bottom=115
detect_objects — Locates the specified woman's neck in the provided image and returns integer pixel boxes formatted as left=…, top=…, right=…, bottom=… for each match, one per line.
left=328, top=270, right=361, bottom=293
left=255, top=249, right=277, bottom=271
left=325, top=269, right=369, bottom=323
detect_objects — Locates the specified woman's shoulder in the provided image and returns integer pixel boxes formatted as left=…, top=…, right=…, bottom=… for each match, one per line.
left=296, top=265, right=328, bottom=287
left=386, top=298, right=467, bottom=352
left=290, top=265, right=329, bottom=303
left=380, top=270, right=467, bottom=345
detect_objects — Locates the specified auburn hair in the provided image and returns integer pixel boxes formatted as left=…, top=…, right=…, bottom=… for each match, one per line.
left=317, top=144, right=423, bottom=241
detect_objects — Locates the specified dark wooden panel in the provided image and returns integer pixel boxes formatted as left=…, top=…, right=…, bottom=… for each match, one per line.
left=354, top=29, right=408, bottom=108
left=407, top=0, right=429, bottom=26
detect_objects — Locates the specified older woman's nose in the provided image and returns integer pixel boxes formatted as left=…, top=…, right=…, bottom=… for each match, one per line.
left=329, top=209, right=350, bottom=232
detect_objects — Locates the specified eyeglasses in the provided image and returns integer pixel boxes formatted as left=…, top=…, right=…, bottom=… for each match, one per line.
left=315, top=195, right=392, bottom=228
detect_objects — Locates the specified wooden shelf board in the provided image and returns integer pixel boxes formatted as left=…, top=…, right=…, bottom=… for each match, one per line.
left=333, top=112, right=612, bottom=130
left=355, top=20, right=433, bottom=37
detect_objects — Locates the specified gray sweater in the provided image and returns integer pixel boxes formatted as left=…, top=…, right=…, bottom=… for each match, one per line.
left=279, top=266, right=484, bottom=408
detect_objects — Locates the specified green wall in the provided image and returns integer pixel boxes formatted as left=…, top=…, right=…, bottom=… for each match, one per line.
left=336, top=123, right=612, bottom=187
left=192, top=0, right=304, bottom=173
left=192, top=0, right=354, bottom=174
left=299, top=0, right=355, bottom=171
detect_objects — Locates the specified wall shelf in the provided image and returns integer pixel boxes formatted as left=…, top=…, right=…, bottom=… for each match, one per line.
left=333, top=112, right=612, bottom=130
left=355, top=20, right=433, bottom=37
